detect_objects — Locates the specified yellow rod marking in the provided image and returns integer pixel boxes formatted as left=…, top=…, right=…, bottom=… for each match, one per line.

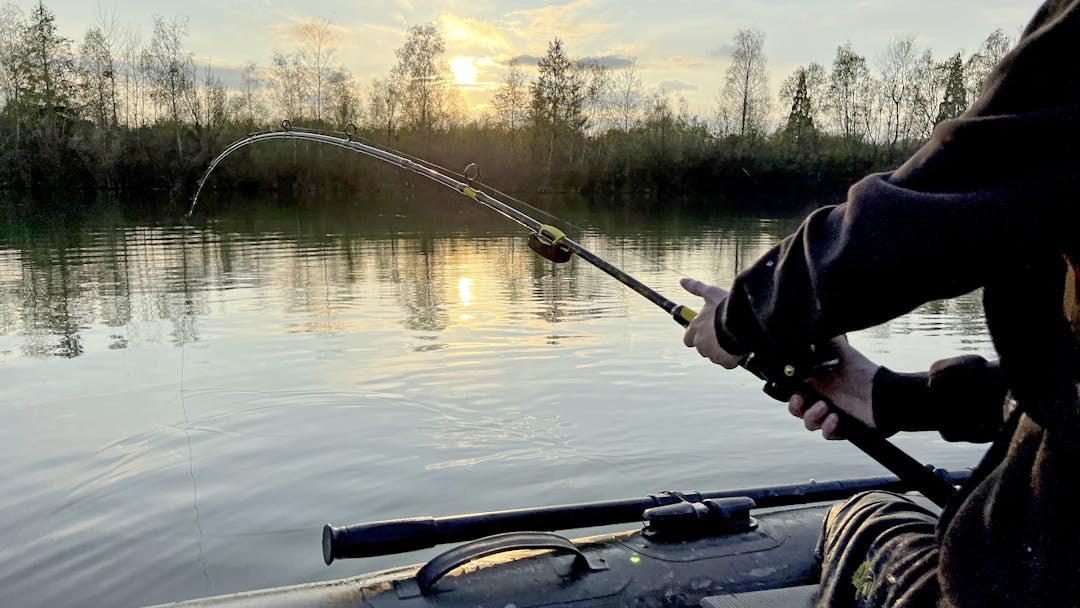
left=538, top=225, right=566, bottom=243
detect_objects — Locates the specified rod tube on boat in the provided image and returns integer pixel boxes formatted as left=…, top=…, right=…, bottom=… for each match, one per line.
left=322, top=469, right=971, bottom=563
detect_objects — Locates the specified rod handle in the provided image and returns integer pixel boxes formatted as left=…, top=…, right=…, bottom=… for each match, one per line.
left=791, top=384, right=957, bottom=506
left=323, top=517, right=437, bottom=564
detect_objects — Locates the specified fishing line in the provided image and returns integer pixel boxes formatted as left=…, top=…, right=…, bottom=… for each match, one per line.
left=178, top=220, right=213, bottom=594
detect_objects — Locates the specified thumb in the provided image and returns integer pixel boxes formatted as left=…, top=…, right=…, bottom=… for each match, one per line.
left=680, top=277, right=708, bottom=298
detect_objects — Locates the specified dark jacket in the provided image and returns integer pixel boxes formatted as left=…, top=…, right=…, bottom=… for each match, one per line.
left=712, top=1, right=1080, bottom=605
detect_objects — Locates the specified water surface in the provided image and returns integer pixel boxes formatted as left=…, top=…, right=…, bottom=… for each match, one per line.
left=0, top=190, right=992, bottom=606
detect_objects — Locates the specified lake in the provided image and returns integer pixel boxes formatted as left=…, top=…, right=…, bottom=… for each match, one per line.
left=0, top=188, right=992, bottom=607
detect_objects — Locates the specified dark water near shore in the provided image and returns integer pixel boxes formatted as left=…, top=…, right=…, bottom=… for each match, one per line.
left=0, top=190, right=992, bottom=607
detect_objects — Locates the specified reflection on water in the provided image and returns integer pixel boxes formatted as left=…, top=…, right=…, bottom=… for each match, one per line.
left=1, top=201, right=990, bottom=362
left=0, top=191, right=993, bottom=607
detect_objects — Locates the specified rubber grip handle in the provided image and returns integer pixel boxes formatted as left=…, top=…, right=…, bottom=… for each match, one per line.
left=323, top=517, right=437, bottom=564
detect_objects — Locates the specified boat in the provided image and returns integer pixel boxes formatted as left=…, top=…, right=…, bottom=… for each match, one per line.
left=150, top=470, right=968, bottom=608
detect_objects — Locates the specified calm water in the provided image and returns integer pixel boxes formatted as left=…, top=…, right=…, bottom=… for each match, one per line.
left=0, top=189, right=993, bottom=607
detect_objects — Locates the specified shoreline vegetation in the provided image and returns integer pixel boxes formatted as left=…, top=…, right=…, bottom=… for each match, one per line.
left=0, top=2, right=1013, bottom=211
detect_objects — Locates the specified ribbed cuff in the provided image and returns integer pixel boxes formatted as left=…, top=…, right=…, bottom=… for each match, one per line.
left=871, top=367, right=932, bottom=436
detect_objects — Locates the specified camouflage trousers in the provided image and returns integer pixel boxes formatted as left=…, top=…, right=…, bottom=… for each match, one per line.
left=813, top=491, right=942, bottom=608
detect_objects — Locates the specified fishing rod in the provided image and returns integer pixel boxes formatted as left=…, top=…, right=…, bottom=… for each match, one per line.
left=189, top=122, right=959, bottom=508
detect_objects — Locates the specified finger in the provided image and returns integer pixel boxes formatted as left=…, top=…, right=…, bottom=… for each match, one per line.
left=682, top=327, right=695, bottom=348
left=803, top=401, right=829, bottom=431
left=679, top=277, right=707, bottom=298
left=821, top=413, right=842, bottom=440
left=788, top=394, right=806, bottom=418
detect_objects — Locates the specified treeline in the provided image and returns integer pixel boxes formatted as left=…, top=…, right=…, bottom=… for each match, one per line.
left=0, top=1, right=1015, bottom=207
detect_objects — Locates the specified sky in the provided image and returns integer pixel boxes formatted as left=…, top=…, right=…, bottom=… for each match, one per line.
left=38, top=0, right=1047, bottom=117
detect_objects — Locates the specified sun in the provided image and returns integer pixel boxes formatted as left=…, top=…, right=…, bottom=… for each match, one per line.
left=449, top=57, right=478, bottom=85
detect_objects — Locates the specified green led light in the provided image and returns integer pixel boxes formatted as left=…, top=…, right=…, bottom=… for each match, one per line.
left=630, top=555, right=641, bottom=564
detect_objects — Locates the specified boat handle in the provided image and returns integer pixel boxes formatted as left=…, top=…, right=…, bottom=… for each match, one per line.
left=414, top=531, right=607, bottom=595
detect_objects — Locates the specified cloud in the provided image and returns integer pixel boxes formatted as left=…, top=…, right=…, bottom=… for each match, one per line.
left=709, top=43, right=735, bottom=58
left=644, top=55, right=711, bottom=71
left=265, top=17, right=351, bottom=47
left=655, top=79, right=699, bottom=93
left=440, top=13, right=514, bottom=53
left=204, top=64, right=249, bottom=88
left=505, top=0, right=612, bottom=50
left=582, top=55, right=633, bottom=69
left=506, top=54, right=543, bottom=67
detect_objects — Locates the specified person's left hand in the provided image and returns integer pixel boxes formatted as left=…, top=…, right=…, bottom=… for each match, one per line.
left=680, top=278, right=742, bottom=369
left=788, top=336, right=879, bottom=440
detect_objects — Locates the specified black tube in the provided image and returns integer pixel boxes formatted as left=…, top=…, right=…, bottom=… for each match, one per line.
left=323, top=469, right=970, bottom=563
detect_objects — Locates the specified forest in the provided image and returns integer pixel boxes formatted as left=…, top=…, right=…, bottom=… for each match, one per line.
left=0, top=1, right=1015, bottom=208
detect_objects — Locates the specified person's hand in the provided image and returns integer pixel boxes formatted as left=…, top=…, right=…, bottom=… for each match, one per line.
left=788, top=336, right=879, bottom=440
left=679, top=278, right=742, bottom=369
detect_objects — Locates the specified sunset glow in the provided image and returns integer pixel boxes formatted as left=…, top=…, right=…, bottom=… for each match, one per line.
left=450, top=57, right=479, bottom=85
left=40, top=0, right=1046, bottom=118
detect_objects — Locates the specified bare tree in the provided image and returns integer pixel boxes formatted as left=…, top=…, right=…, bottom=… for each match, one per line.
left=965, top=29, right=1012, bottom=100
left=393, top=23, right=449, bottom=135
left=119, top=27, right=145, bottom=128
left=270, top=48, right=308, bottom=120
left=0, top=3, right=24, bottom=112
left=491, top=60, right=528, bottom=133
left=367, top=74, right=400, bottom=143
left=297, top=17, right=335, bottom=123
left=827, top=43, right=873, bottom=140
left=578, top=58, right=611, bottom=136
left=612, top=58, right=643, bottom=132
left=878, top=34, right=919, bottom=146
left=326, top=67, right=359, bottom=127
left=92, top=5, right=123, bottom=125
left=145, top=14, right=193, bottom=156
left=490, top=60, right=527, bottom=161
left=79, top=27, right=116, bottom=127
left=911, top=49, right=944, bottom=138
left=237, top=60, right=264, bottom=127
left=719, top=28, right=770, bottom=138
left=188, top=60, right=227, bottom=131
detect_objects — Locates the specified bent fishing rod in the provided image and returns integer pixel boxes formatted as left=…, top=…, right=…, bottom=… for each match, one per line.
left=189, top=122, right=958, bottom=508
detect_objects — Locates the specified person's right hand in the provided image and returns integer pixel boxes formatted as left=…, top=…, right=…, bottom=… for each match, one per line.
left=788, top=337, right=879, bottom=440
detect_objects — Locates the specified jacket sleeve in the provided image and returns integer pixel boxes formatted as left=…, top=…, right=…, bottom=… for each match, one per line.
left=871, top=356, right=1008, bottom=443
